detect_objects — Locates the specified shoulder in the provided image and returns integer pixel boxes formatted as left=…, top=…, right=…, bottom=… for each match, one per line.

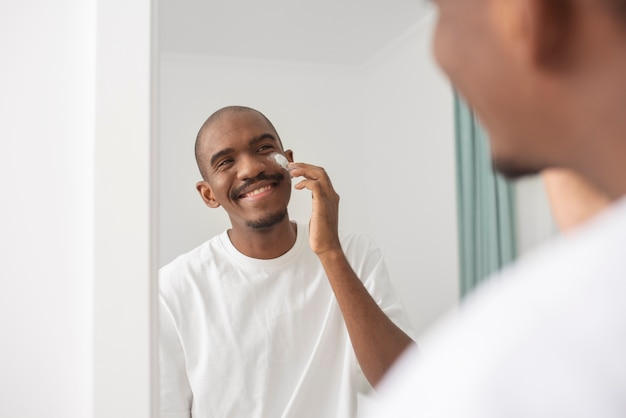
left=375, top=202, right=626, bottom=416
left=159, top=233, right=225, bottom=296
left=336, top=229, right=390, bottom=287
left=338, top=229, right=381, bottom=258
left=337, top=230, right=384, bottom=272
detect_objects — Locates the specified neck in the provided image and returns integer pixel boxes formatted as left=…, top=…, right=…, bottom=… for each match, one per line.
left=227, top=217, right=297, bottom=259
left=575, top=147, right=626, bottom=202
left=542, top=169, right=611, bottom=231
left=566, top=73, right=626, bottom=201
left=528, top=8, right=626, bottom=201
left=564, top=12, right=626, bottom=201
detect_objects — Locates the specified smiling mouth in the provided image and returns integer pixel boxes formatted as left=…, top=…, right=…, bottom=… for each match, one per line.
left=232, top=173, right=285, bottom=200
left=240, top=184, right=275, bottom=199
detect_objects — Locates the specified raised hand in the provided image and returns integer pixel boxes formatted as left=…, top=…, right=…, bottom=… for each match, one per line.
left=288, top=162, right=342, bottom=256
left=288, top=160, right=414, bottom=387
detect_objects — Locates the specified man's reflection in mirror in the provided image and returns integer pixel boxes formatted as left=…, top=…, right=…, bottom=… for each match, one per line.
left=159, top=106, right=414, bottom=417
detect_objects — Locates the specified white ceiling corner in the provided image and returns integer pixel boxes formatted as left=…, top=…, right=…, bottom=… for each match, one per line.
left=159, top=0, right=431, bottom=66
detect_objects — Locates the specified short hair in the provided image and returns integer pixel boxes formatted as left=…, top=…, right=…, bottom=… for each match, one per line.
left=194, top=106, right=283, bottom=180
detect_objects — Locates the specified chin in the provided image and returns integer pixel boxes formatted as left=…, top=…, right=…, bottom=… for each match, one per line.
left=246, top=209, right=288, bottom=230
left=492, top=156, right=542, bottom=180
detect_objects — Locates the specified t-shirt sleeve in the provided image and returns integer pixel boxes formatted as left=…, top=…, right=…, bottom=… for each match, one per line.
left=359, top=242, right=414, bottom=337
left=159, top=292, right=193, bottom=418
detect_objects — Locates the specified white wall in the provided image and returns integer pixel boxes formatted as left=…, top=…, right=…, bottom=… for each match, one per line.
left=361, top=17, right=458, bottom=334
left=1, top=2, right=157, bottom=417
left=1, top=2, right=94, bottom=417
left=159, top=12, right=458, bottom=337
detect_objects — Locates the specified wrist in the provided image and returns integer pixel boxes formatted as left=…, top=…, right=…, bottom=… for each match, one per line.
left=316, top=246, right=346, bottom=264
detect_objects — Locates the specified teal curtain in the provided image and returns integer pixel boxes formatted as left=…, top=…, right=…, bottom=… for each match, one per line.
left=455, top=93, right=517, bottom=298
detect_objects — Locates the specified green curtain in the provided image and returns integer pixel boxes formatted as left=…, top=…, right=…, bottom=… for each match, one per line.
left=455, top=93, right=517, bottom=298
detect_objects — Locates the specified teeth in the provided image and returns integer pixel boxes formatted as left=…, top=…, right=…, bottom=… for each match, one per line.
left=244, top=185, right=272, bottom=197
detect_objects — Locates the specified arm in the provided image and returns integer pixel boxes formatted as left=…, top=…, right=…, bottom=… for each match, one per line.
left=289, top=162, right=414, bottom=387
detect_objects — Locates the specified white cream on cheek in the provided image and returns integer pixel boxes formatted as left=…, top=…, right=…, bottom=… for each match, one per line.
left=268, top=152, right=290, bottom=171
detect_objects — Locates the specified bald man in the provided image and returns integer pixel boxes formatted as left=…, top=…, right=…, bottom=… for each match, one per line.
left=368, top=1, right=626, bottom=417
left=159, top=106, right=413, bottom=418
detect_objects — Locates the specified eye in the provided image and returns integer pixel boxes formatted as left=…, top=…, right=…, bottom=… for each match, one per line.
left=215, top=158, right=233, bottom=169
left=257, top=144, right=275, bottom=153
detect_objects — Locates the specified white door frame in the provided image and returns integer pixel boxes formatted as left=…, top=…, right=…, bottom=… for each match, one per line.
left=94, top=0, right=159, bottom=416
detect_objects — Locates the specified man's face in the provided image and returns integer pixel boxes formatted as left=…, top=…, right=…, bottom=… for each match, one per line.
left=433, top=0, right=554, bottom=178
left=196, top=110, right=293, bottom=230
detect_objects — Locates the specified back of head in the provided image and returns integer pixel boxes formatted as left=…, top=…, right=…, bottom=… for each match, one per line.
left=433, top=0, right=626, bottom=199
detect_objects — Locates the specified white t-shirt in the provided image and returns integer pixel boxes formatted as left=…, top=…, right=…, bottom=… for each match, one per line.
left=160, top=222, right=411, bottom=418
left=367, top=197, right=626, bottom=417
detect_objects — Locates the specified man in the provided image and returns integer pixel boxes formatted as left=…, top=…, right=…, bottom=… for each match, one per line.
left=159, top=105, right=413, bottom=417
left=367, top=0, right=626, bottom=416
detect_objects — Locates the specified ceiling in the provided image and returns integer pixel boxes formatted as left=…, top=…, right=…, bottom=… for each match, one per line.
left=159, top=0, right=430, bottom=66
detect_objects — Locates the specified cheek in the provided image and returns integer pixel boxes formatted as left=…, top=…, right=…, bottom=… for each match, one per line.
left=208, top=176, right=231, bottom=201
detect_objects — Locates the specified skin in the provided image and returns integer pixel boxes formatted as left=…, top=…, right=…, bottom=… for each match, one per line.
left=195, top=108, right=413, bottom=387
left=196, top=109, right=296, bottom=259
left=433, top=0, right=626, bottom=202
left=542, top=168, right=611, bottom=232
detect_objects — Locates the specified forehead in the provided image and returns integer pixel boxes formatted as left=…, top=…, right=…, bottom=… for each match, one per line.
left=200, top=110, right=277, bottom=152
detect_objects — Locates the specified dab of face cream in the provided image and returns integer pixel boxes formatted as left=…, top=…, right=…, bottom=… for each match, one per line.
left=269, top=153, right=290, bottom=170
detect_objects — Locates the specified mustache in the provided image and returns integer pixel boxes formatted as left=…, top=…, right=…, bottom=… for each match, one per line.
left=230, top=172, right=286, bottom=200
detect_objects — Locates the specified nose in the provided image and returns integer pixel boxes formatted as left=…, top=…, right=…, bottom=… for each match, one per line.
left=237, top=153, right=267, bottom=180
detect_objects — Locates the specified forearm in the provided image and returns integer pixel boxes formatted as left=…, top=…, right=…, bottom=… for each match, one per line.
left=318, top=249, right=414, bottom=387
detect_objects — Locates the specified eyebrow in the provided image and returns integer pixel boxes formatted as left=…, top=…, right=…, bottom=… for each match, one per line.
left=209, top=133, right=278, bottom=167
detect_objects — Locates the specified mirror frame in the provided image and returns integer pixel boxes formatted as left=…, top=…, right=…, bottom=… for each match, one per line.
left=94, top=0, right=159, bottom=416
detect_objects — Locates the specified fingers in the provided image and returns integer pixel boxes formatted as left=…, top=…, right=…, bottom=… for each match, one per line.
left=289, top=162, right=342, bottom=255
left=294, top=178, right=325, bottom=195
left=287, top=162, right=321, bottom=177
left=289, top=162, right=336, bottom=196
left=288, top=162, right=334, bottom=189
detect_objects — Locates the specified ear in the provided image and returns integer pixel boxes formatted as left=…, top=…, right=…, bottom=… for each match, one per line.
left=196, top=180, right=221, bottom=209
left=522, top=0, right=576, bottom=69
left=284, top=149, right=294, bottom=162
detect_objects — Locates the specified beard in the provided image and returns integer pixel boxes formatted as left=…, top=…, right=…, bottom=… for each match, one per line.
left=246, top=208, right=288, bottom=229
left=492, top=154, right=542, bottom=180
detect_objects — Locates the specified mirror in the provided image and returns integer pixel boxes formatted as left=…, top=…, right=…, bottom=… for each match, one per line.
left=158, top=0, right=458, bottom=335
left=156, top=0, right=558, bottom=414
